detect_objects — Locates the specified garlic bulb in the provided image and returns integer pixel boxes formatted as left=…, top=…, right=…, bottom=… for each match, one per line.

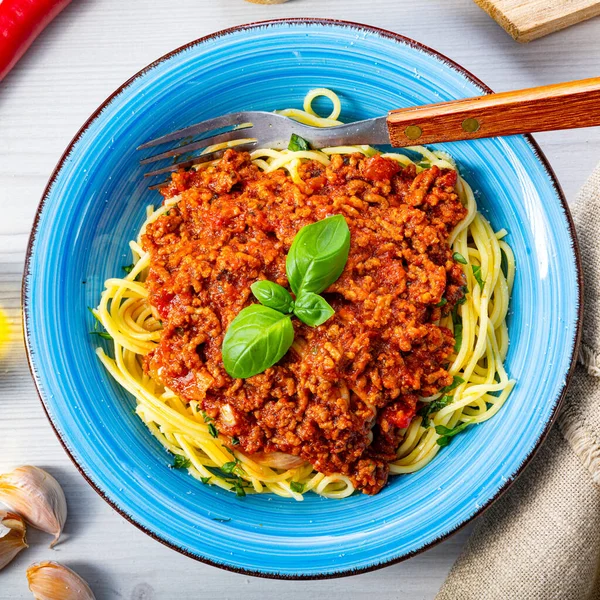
left=27, top=562, right=96, bottom=600
left=0, top=466, right=67, bottom=547
left=0, top=511, right=28, bottom=570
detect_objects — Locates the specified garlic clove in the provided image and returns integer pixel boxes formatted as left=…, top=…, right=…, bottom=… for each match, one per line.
left=0, top=466, right=67, bottom=547
left=0, top=511, right=28, bottom=570
left=27, top=561, right=96, bottom=600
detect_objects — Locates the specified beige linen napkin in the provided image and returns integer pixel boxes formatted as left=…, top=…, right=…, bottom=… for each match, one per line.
left=436, top=166, right=600, bottom=600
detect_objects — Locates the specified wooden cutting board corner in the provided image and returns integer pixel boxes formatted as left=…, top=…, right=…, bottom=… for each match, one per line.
left=473, top=0, right=600, bottom=42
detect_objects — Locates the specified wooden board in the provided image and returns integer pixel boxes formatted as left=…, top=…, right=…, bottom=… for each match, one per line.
left=473, top=0, right=600, bottom=42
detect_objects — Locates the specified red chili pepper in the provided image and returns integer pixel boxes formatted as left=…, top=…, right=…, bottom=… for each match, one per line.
left=0, top=0, right=73, bottom=82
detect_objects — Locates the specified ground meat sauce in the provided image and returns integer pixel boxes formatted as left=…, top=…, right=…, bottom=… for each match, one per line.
left=142, top=149, right=467, bottom=494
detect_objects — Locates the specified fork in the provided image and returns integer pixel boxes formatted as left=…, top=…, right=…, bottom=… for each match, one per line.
left=139, top=77, right=600, bottom=188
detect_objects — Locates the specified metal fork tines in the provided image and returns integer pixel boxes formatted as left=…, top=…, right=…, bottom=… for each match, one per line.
left=138, top=111, right=389, bottom=189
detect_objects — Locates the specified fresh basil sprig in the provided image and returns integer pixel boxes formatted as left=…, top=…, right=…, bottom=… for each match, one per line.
left=222, top=215, right=351, bottom=379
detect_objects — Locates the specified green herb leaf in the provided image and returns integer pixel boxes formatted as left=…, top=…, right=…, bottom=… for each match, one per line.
left=288, top=133, right=310, bottom=152
left=200, top=476, right=211, bottom=484
left=472, top=265, right=485, bottom=291
left=232, top=479, right=246, bottom=497
left=286, top=215, right=350, bottom=296
left=221, top=461, right=238, bottom=474
left=222, top=305, right=295, bottom=379
left=251, top=280, right=294, bottom=314
left=453, top=251, right=468, bottom=265
left=418, top=395, right=454, bottom=428
left=416, top=161, right=430, bottom=169
left=290, top=481, right=305, bottom=493
left=90, top=331, right=113, bottom=340
left=172, top=454, right=191, bottom=469
left=436, top=436, right=451, bottom=447
left=435, top=298, right=448, bottom=307
left=201, top=410, right=213, bottom=423
left=208, top=423, right=219, bottom=438
left=454, top=323, right=463, bottom=353
left=435, top=421, right=471, bottom=438
left=231, top=436, right=240, bottom=446
left=439, top=375, right=464, bottom=395
left=212, top=517, right=231, bottom=522
left=88, top=306, right=102, bottom=324
left=122, top=264, right=134, bottom=274
left=293, top=291, right=335, bottom=327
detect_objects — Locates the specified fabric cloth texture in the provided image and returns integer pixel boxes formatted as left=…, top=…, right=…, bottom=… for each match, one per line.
left=436, top=165, right=600, bottom=600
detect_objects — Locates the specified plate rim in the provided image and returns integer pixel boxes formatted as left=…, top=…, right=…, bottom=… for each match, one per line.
left=21, top=17, right=584, bottom=580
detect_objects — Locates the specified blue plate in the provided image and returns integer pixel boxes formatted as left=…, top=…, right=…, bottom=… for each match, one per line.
left=23, top=19, right=582, bottom=578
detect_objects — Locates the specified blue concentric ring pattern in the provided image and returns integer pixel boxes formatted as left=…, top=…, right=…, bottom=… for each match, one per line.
left=24, top=21, right=580, bottom=577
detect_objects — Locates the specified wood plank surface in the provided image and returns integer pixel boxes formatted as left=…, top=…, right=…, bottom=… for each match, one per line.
left=1, top=0, right=600, bottom=598
left=473, top=0, right=600, bottom=42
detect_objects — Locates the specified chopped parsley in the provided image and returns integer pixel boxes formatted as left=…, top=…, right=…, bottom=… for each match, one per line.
left=200, top=476, right=211, bottom=484
left=453, top=251, right=468, bottom=265
left=122, top=263, right=134, bottom=274
left=208, top=423, right=218, bottom=438
left=231, top=436, right=240, bottom=446
left=290, top=481, right=305, bottom=494
left=472, top=265, right=485, bottom=291
left=172, top=454, right=191, bottom=469
left=288, top=133, right=310, bottom=152
left=435, top=298, right=448, bottom=307
left=201, top=411, right=213, bottom=423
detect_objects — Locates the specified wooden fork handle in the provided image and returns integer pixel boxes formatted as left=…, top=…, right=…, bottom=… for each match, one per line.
left=386, top=77, right=600, bottom=147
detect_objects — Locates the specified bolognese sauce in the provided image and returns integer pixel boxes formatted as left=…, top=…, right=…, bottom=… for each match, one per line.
left=141, top=149, right=467, bottom=494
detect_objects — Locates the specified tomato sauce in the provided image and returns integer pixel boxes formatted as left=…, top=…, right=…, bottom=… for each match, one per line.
left=142, top=150, right=466, bottom=493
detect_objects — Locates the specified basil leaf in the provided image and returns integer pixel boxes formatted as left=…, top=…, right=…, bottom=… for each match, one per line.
left=290, top=481, right=305, bottom=493
left=232, top=478, right=246, bottom=497
left=472, top=265, right=485, bottom=291
left=439, top=375, right=464, bottom=395
left=288, top=133, right=310, bottom=152
left=418, top=395, right=453, bottom=428
left=251, top=281, right=294, bottom=314
left=293, top=291, right=334, bottom=327
left=435, top=421, right=471, bottom=438
left=222, top=305, right=294, bottom=378
left=286, top=215, right=350, bottom=295
left=221, top=461, right=238, bottom=474
left=436, top=436, right=451, bottom=447
left=172, top=454, right=191, bottom=469
left=200, top=476, right=211, bottom=484
left=453, top=251, right=467, bottom=265
left=454, top=323, right=463, bottom=353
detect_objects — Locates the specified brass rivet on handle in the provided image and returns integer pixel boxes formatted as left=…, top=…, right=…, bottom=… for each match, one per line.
left=404, top=125, right=422, bottom=140
left=462, top=118, right=480, bottom=133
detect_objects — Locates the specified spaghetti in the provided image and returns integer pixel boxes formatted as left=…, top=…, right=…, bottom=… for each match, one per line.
left=93, top=89, right=515, bottom=500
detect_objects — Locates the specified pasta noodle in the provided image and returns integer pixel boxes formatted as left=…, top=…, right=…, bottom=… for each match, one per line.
left=93, top=89, right=515, bottom=499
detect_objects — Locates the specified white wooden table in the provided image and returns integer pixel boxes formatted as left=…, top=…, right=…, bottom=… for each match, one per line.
left=1, top=1, right=599, bottom=598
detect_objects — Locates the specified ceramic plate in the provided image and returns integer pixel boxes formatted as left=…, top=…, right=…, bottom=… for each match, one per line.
left=23, top=19, right=582, bottom=578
